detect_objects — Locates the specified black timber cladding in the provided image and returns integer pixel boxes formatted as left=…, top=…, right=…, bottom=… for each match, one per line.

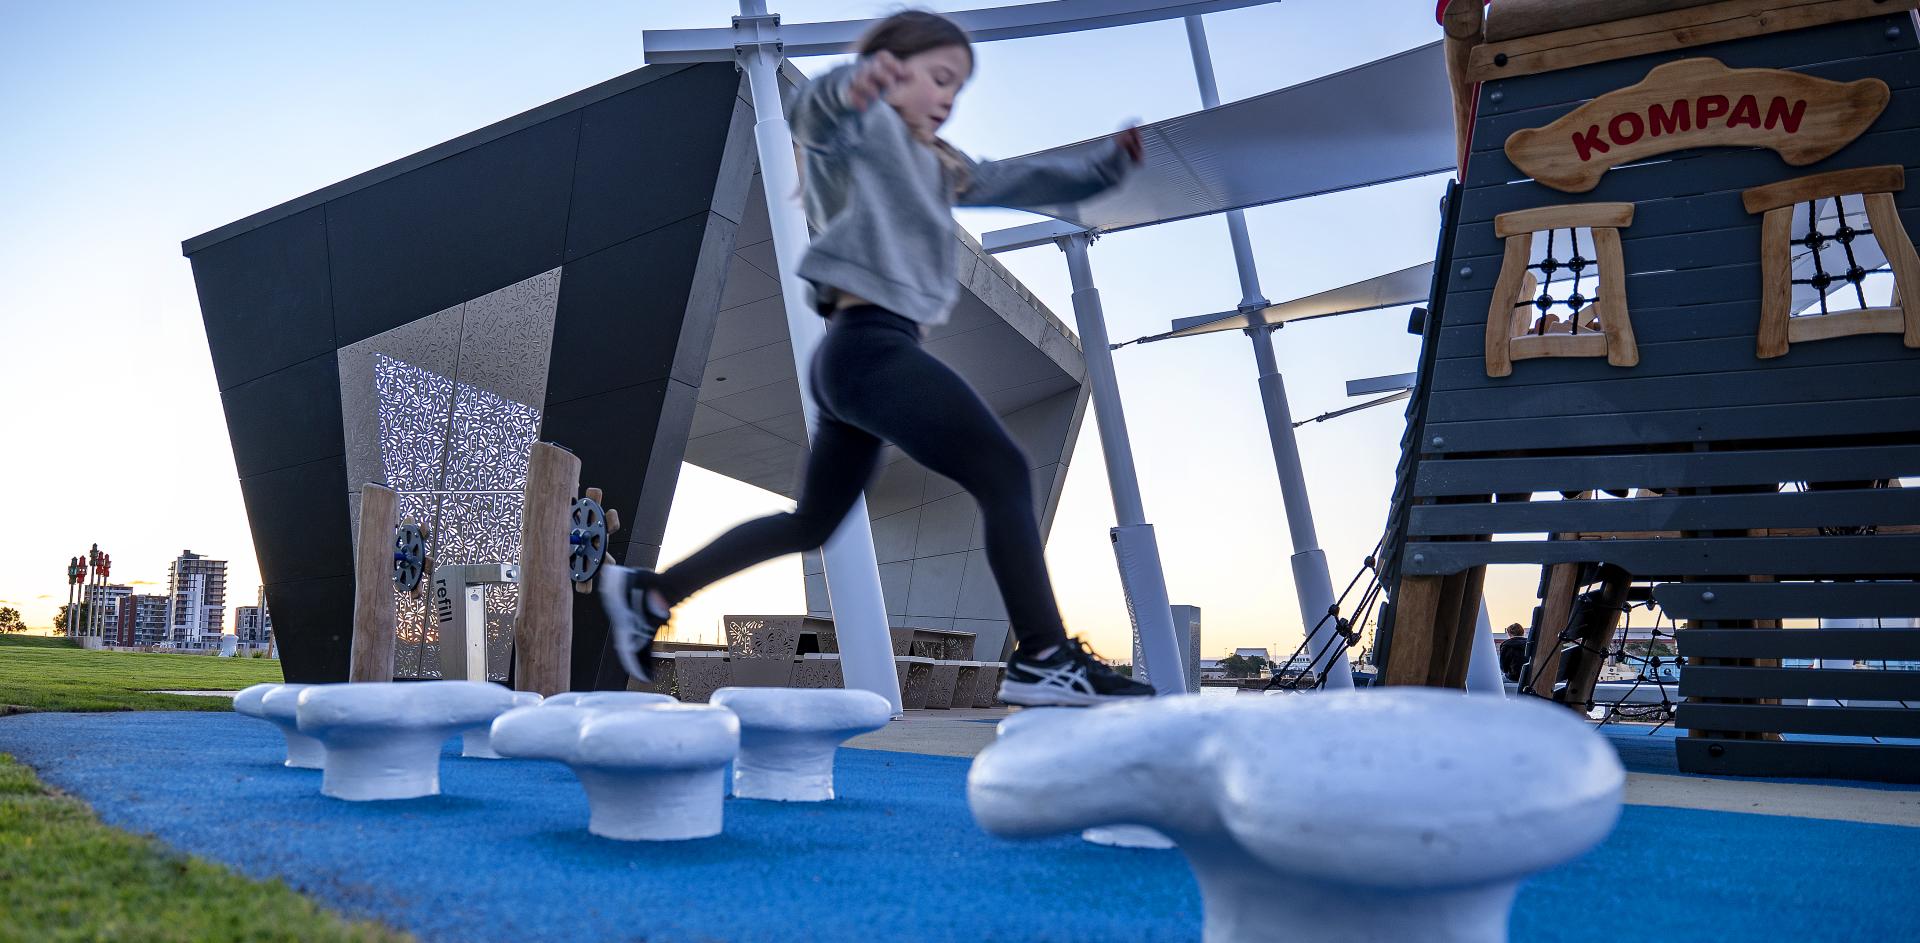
left=184, top=62, right=746, bottom=685
left=1381, top=13, right=1920, bottom=783
left=1390, top=13, right=1920, bottom=581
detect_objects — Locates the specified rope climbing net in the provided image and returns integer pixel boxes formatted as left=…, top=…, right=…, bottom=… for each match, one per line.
left=1259, top=554, right=1687, bottom=735
left=1795, top=196, right=1878, bottom=316
left=1262, top=541, right=1386, bottom=692
left=1516, top=592, right=1681, bottom=729
left=1515, top=227, right=1602, bottom=335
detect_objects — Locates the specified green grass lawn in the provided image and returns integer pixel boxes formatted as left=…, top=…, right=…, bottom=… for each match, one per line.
left=0, top=752, right=410, bottom=942
left=0, top=636, right=412, bottom=940
left=0, top=634, right=284, bottom=712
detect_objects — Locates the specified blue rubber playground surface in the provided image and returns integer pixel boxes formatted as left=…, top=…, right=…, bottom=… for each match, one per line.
left=2, top=711, right=1917, bottom=943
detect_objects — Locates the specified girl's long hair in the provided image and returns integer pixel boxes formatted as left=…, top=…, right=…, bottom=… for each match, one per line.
left=856, top=10, right=974, bottom=192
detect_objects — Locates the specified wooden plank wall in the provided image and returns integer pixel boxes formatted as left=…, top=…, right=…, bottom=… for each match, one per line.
left=1400, top=13, right=1920, bottom=582
left=1433, top=18, right=1920, bottom=460
left=1380, top=13, right=1920, bottom=781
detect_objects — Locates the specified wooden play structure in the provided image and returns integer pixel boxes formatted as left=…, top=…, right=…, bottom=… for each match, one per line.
left=347, top=441, right=619, bottom=696
left=1379, top=0, right=1920, bottom=782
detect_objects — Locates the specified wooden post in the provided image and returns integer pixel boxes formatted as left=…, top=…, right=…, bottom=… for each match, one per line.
left=1755, top=206, right=1794, bottom=358
left=1381, top=576, right=1445, bottom=686
left=1437, top=563, right=1490, bottom=689
left=514, top=442, right=581, bottom=696
left=1425, top=571, right=1470, bottom=686
left=1559, top=566, right=1632, bottom=709
left=1483, top=235, right=1532, bottom=377
left=1527, top=562, right=1582, bottom=698
left=348, top=483, right=398, bottom=683
left=1441, top=0, right=1486, bottom=178
left=1593, top=226, right=1638, bottom=367
left=1861, top=191, right=1920, bottom=350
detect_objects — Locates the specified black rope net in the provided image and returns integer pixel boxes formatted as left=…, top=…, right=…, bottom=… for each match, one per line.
left=1793, top=195, right=1879, bottom=317
left=1524, top=580, right=1916, bottom=743
left=1261, top=541, right=1385, bottom=692
left=1513, top=227, right=1603, bottom=337
left=1249, top=547, right=1910, bottom=748
left=1256, top=556, right=1684, bottom=735
left=1513, top=592, right=1680, bottom=729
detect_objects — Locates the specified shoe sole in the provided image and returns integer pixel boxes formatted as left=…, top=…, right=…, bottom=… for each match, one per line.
left=597, top=566, right=654, bottom=683
left=997, top=680, right=1150, bottom=707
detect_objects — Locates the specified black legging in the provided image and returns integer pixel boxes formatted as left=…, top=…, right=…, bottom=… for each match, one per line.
left=653, top=305, right=1069, bottom=654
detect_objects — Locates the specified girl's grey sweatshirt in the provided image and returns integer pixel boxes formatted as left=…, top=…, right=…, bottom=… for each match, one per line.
left=791, top=63, right=1135, bottom=327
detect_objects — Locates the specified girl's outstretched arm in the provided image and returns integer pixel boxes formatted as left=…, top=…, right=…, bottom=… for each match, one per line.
left=956, top=127, right=1142, bottom=210
left=792, top=53, right=911, bottom=153
left=791, top=65, right=861, bottom=153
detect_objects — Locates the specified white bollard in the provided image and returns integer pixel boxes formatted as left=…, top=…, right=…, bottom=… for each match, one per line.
left=461, top=690, right=544, bottom=758
left=709, top=687, right=892, bottom=801
left=296, top=681, right=522, bottom=801
left=246, top=683, right=325, bottom=769
left=997, top=707, right=1178, bottom=849
left=969, top=689, right=1623, bottom=943
left=490, top=702, right=739, bottom=841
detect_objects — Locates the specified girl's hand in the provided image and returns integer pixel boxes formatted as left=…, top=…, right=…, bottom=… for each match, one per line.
left=848, top=50, right=910, bottom=111
left=1115, top=126, right=1144, bottom=164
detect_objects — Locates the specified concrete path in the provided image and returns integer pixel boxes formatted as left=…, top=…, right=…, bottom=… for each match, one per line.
left=1622, top=772, right=1920, bottom=827
left=848, top=709, right=1005, bottom=757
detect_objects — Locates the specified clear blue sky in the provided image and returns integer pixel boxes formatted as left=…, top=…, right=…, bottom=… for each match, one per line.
left=0, top=1, right=1527, bottom=657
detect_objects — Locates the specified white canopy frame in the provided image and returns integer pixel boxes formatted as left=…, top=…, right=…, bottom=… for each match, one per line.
left=974, top=28, right=1455, bottom=687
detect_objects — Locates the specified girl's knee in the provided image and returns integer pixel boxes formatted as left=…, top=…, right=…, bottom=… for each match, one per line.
left=972, top=460, right=1033, bottom=505
left=788, top=509, right=843, bottom=549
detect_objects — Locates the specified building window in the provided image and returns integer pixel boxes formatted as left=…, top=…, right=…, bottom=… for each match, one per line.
left=1484, top=202, right=1640, bottom=377
left=1742, top=164, right=1920, bottom=358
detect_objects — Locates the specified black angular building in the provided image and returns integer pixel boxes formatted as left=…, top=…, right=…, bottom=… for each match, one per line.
left=185, top=62, right=1094, bottom=688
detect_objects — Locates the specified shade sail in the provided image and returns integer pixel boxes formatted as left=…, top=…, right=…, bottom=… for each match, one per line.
left=995, top=40, right=1454, bottom=239
left=1133, top=261, right=1433, bottom=344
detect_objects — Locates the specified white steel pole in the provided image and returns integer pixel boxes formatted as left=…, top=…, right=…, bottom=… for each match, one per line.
left=1184, top=16, right=1351, bottom=688
left=1183, top=18, right=1263, bottom=312
left=1060, top=233, right=1188, bottom=696
left=734, top=3, right=903, bottom=713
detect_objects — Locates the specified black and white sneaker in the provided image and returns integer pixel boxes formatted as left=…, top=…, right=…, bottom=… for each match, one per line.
left=998, top=638, right=1155, bottom=707
left=599, top=564, right=670, bottom=682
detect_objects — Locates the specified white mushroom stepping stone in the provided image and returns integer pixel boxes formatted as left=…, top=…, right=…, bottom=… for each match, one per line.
left=542, top=691, right=674, bottom=709
left=491, top=702, right=739, bottom=841
left=296, top=681, right=522, bottom=801
left=969, top=688, right=1624, bottom=943
left=461, top=690, right=544, bottom=758
left=239, top=683, right=325, bottom=769
left=995, top=707, right=1174, bottom=849
left=709, top=687, right=893, bottom=801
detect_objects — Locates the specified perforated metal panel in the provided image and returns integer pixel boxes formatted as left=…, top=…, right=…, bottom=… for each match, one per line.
left=339, top=268, right=559, bottom=679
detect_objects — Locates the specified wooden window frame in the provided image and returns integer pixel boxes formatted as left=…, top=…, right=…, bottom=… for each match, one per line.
left=1485, top=202, right=1640, bottom=378
left=1743, top=164, right=1920, bottom=359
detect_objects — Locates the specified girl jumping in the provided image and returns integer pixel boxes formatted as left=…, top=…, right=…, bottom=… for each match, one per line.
left=602, top=10, right=1151, bottom=707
